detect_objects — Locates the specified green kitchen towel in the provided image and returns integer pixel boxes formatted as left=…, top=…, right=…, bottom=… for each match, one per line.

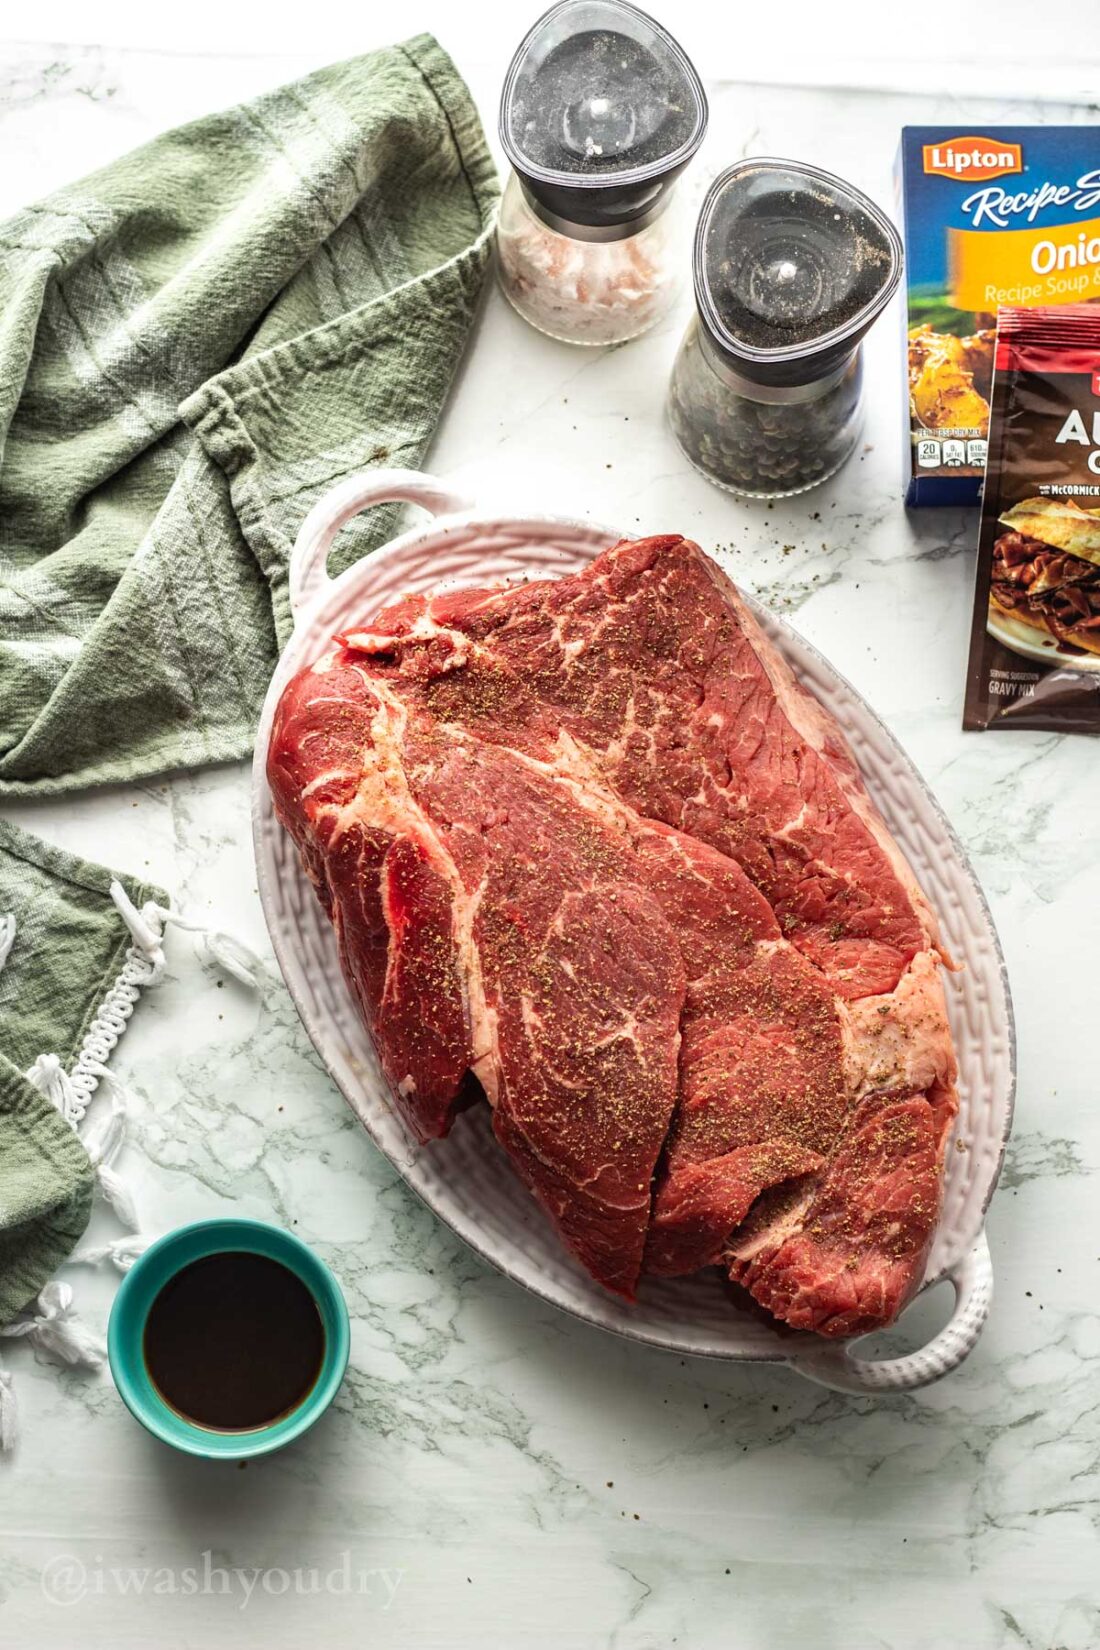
left=0, top=36, right=496, bottom=1329
left=0, top=817, right=167, bottom=1323
left=0, top=34, right=497, bottom=797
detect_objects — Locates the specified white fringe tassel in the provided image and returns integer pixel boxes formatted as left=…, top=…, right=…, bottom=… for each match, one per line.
left=1, top=1283, right=105, bottom=1369
left=0, top=912, right=15, bottom=974
left=71, top=1235, right=151, bottom=1273
left=79, top=1082, right=140, bottom=1231
left=109, top=880, right=262, bottom=989
left=24, top=1059, right=141, bottom=1228
left=25, top=1053, right=84, bottom=1130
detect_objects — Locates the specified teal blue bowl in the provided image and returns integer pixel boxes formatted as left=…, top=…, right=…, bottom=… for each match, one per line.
left=108, top=1219, right=350, bottom=1460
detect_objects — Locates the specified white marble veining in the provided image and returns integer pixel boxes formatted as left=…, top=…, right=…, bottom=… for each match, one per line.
left=0, top=35, right=1097, bottom=1650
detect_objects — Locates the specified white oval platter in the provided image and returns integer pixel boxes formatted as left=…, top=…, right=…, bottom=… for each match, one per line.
left=252, top=470, right=1015, bottom=1395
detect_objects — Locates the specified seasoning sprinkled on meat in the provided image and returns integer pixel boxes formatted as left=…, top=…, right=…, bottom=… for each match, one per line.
left=268, top=535, right=958, bottom=1335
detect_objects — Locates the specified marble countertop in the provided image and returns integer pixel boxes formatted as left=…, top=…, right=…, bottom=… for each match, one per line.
left=1, top=34, right=1097, bottom=1650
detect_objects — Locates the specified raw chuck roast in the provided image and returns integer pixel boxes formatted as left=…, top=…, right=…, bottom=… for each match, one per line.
left=268, top=535, right=958, bottom=1337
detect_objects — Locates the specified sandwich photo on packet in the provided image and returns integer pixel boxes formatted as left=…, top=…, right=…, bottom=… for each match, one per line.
left=965, top=304, right=1100, bottom=732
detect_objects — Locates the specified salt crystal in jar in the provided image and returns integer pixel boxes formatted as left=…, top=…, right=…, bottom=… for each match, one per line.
left=668, top=159, right=903, bottom=496
left=497, top=0, right=707, bottom=347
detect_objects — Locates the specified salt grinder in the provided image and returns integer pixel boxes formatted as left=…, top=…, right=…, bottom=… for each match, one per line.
left=497, top=0, right=708, bottom=346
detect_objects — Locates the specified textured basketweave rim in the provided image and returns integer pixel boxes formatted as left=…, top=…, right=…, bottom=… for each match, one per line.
left=252, top=510, right=1016, bottom=1369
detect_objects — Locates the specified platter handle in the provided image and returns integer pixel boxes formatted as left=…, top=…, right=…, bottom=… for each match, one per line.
left=288, top=469, right=474, bottom=623
left=784, top=1232, right=993, bottom=1395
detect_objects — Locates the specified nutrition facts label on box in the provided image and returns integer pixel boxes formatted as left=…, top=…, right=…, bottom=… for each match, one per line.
left=915, top=434, right=985, bottom=474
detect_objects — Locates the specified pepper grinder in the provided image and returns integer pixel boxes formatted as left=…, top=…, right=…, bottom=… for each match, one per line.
left=497, top=0, right=707, bottom=347
left=668, top=158, right=903, bottom=497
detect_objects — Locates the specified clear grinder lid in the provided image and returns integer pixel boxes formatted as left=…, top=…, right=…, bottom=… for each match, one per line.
left=500, top=0, right=708, bottom=237
left=694, top=158, right=903, bottom=387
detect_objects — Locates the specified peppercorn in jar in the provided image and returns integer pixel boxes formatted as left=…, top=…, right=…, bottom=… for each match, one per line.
left=668, top=159, right=902, bottom=497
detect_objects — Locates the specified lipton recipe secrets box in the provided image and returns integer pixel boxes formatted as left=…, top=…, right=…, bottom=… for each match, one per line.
left=896, top=127, right=1100, bottom=505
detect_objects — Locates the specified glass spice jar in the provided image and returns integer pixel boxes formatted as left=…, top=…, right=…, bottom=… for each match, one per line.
left=669, top=317, right=866, bottom=496
left=496, top=170, right=683, bottom=347
left=668, top=158, right=902, bottom=498
left=497, top=0, right=707, bottom=348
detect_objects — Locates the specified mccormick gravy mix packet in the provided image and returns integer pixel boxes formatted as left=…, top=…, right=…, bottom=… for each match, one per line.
left=965, top=305, right=1100, bottom=733
left=896, top=127, right=1100, bottom=506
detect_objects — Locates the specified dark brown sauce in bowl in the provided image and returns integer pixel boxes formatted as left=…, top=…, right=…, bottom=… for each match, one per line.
left=142, top=1252, right=325, bottom=1433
